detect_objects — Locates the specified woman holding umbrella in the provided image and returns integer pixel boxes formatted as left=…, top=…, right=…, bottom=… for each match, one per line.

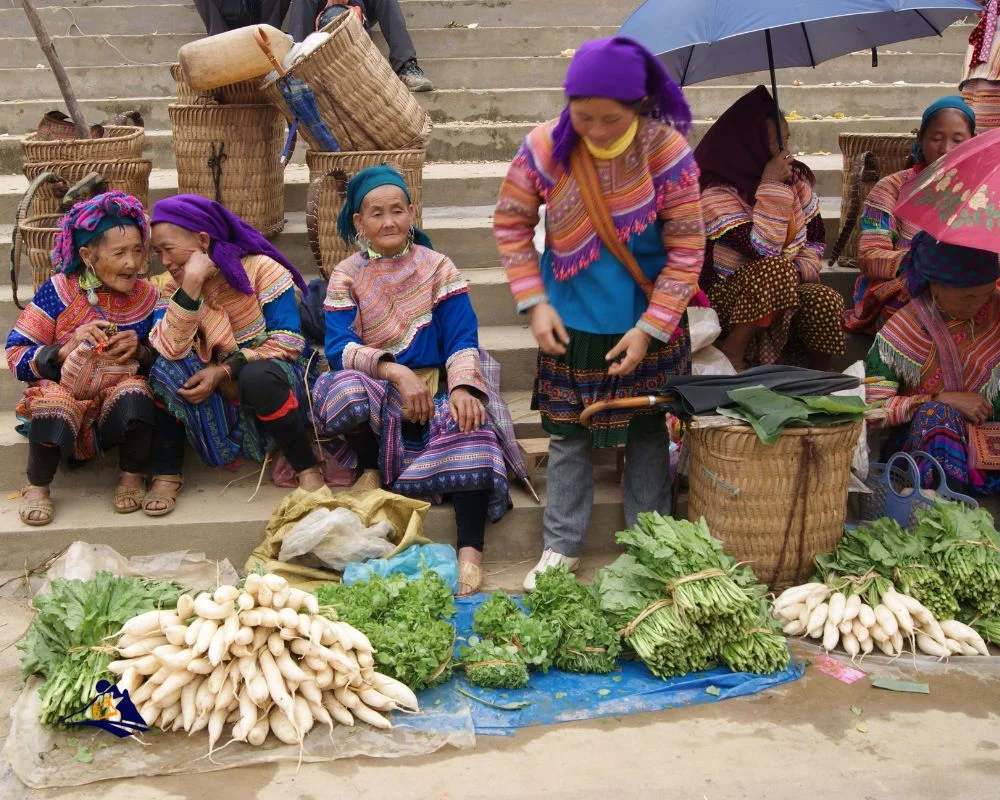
left=696, top=86, right=845, bottom=372
left=494, top=37, right=704, bottom=591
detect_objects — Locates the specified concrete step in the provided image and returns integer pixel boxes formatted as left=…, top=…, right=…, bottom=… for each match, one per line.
left=0, top=462, right=628, bottom=572
left=0, top=116, right=923, bottom=173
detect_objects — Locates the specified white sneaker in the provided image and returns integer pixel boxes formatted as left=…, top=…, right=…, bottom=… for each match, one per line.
left=523, top=548, right=580, bottom=592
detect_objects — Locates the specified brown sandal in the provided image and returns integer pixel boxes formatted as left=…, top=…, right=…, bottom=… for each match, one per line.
left=19, top=484, right=53, bottom=527
left=114, top=471, right=146, bottom=514
left=142, top=475, right=184, bottom=517
left=295, top=466, right=325, bottom=491
left=457, top=560, right=484, bottom=597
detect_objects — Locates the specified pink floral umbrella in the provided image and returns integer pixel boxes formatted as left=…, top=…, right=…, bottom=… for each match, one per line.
left=895, top=127, right=1000, bottom=253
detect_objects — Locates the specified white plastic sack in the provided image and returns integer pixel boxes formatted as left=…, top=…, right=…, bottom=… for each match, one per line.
left=692, top=345, right=737, bottom=376
left=279, top=506, right=395, bottom=571
left=687, top=306, right=723, bottom=354
left=835, top=360, right=871, bottom=484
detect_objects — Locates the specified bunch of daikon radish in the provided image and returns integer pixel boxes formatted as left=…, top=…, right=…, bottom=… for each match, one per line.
left=772, top=582, right=990, bottom=660
left=106, top=573, right=418, bottom=756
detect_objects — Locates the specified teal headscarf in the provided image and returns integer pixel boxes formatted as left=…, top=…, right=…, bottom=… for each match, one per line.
left=336, top=165, right=433, bottom=249
left=912, top=96, right=976, bottom=165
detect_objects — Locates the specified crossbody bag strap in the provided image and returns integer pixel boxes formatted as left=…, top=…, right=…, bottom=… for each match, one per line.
left=569, top=143, right=654, bottom=300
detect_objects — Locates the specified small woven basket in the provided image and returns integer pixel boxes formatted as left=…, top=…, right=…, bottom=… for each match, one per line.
left=830, top=133, right=917, bottom=268
left=20, top=214, right=64, bottom=294
left=305, top=148, right=425, bottom=274
left=21, top=125, right=145, bottom=164
left=260, top=10, right=431, bottom=151
left=170, top=63, right=269, bottom=106
left=686, top=420, right=860, bottom=590
left=169, top=104, right=285, bottom=236
left=22, top=159, right=153, bottom=216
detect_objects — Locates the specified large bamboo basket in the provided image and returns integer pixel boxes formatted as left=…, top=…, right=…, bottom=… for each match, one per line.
left=170, top=63, right=269, bottom=106
left=686, top=420, right=860, bottom=590
left=260, top=10, right=431, bottom=152
left=305, top=148, right=425, bottom=274
left=829, top=132, right=917, bottom=268
left=169, top=104, right=285, bottom=237
left=22, top=160, right=152, bottom=216
left=21, top=125, right=145, bottom=164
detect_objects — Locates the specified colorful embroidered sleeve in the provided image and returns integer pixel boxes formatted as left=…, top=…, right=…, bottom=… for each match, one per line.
left=858, top=175, right=907, bottom=282
left=792, top=178, right=824, bottom=283
left=149, top=288, right=205, bottom=360
left=640, top=131, right=704, bottom=343
left=242, top=258, right=305, bottom=363
left=865, top=335, right=932, bottom=427
left=436, top=293, right=487, bottom=396
left=749, top=181, right=797, bottom=258
left=494, top=130, right=548, bottom=313
left=5, top=278, right=64, bottom=382
left=323, top=267, right=391, bottom=375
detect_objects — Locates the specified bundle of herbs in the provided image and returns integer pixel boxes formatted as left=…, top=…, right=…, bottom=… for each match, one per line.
left=524, top=568, right=620, bottom=674
left=316, top=569, right=456, bottom=691
left=18, top=572, right=183, bottom=726
left=594, top=513, right=787, bottom=678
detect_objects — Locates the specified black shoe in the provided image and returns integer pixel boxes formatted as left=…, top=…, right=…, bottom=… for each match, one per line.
left=397, top=59, right=433, bottom=92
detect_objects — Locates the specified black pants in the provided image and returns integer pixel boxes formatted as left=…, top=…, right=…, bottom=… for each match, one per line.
left=194, top=0, right=290, bottom=36
left=27, top=422, right=152, bottom=486
left=347, top=426, right=489, bottom=551
left=152, top=360, right=317, bottom=475
left=287, top=0, right=416, bottom=70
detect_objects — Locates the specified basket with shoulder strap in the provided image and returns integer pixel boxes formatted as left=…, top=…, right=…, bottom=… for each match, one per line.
left=22, top=159, right=152, bottom=217
left=259, top=10, right=431, bottom=152
left=305, top=148, right=425, bottom=276
left=170, top=62, right=270, bottom=106
left=21, top=123, right=145, bottom=165
left=10, top=173, right=72, bottom=305
left=828, top=132, right=916, bottom=268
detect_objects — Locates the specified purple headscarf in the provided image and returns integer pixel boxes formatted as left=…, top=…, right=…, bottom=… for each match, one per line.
left=150, top=195, right=308, bottom=295
left=551, top=36, right=692, bottom=167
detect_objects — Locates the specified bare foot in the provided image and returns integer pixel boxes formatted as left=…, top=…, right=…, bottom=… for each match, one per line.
left=297, top=467, right=326, bottom=492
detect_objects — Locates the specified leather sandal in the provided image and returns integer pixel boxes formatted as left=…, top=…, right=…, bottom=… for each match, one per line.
left=142, top=475, right=184, bottom=517
left=19, top=484, right=53, bottom=527
left=457, top=559, right=484, bottom=597
left=114, top=471, right=146, bottom=514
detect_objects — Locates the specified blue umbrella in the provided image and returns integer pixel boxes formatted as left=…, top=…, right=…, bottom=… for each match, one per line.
left=619, top=0, right=982, bottom=148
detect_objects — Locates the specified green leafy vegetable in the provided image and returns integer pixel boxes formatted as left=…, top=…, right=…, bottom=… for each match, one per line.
left=17, top=572, right=183, bottom=727
left=718, top=386, right=870, bottom=445
left=471, top=592, right=559, bottom=671
left=459, top=640, right=529, bottom=689
left=316, top=570, right=456, bottom=691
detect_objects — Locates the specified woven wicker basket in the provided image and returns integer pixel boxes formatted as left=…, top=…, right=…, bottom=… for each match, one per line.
left=686, top=420, right=860, bottom=590
left=830, top=132, right=917, bottom=268
left=170, top=63, right=269, bottom=106
left=305, top=148, right=425, bottom=274
left=22, top=160, right=152, bottom=216
left=169, top=104, right=285, bottom=236
left=260, top=10, right=431, bottom=151
left=21, top=125, right=145, bottom=164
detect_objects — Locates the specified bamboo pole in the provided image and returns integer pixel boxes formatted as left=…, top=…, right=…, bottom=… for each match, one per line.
left=20, top=0, right=91, bottom=139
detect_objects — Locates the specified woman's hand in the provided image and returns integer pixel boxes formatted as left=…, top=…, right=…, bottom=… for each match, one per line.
left=103, top=329, right=140, bottom=363
left=761, top=150, right=794, bottom=185
left=606, top=327, right=651, bottom=377
left=180, top=251, right=218, bottom=299
left=529, top=302, right=570, bottom=356
left=936, top=391, right=992, bottom=426
left=178, top=365, right=228, bottom=405
left=385, top=363, right=434, bottom=424
left=58, top=320, right=111, bottom=362
left=449, top=387, right=486, bottom=433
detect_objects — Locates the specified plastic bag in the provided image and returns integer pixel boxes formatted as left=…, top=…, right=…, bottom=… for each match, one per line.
left=836, top=360, right=870, bottom=483
left=687, top=306, right=723, bottom=354
left=279, top=506, right=395, bottom=572
left=692, top=345, right=737, bottom=376
left=343, top=543, right=459, bottom=593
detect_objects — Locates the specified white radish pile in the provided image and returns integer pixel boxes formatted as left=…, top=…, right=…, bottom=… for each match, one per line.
left=107, top=573, right=418, bottom=758
left=773, top=582, right=990, bottom=662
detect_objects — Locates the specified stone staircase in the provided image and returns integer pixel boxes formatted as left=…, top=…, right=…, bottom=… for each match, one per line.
left=0, top=0, right=974, bottom=580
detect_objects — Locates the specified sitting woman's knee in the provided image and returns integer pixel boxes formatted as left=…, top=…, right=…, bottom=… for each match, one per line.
left=237, top=360, right=291, bottom=413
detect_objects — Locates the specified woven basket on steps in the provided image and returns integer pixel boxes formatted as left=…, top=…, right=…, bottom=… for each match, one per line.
left=22, top=159, right=152, bottom=216
left=20, top=125, right=145, bottom=164
left=260, top=10, right=431, bottom=151
left=170, top=63, right=269, bottom=106
left=829, top=132, right=917, bottom=268
left=305, top=148, right=425, bottom=275
left=686, top=420, right=860, bottom=590
left=169, top=104, right=285, bottom=236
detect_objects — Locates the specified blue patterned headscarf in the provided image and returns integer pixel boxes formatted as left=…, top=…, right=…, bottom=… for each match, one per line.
left=336, top=165, right=433, bottom=248
left=51, top=191, right=147, bottom=274
left=902, top=231, right=999, bottom=297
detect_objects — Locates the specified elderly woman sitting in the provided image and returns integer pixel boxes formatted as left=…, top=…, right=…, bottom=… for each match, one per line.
left=310, top=166, right=513, bottom=595
left=5, top=192, right=159, bottom=525
left=144, top=195, right=323, bottom=515
left=867, top=232, right=1000, bottom=495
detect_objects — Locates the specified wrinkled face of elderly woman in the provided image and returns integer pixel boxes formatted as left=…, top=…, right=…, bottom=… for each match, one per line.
left=931, top=280, right=997, bottom=321
left=353, top=185, right=416, bottom=257
left=150, top=223, right=212, bottom=283
left=78, top=225, right=147, bottom=294
left=568, top=97, right=639, bottom=150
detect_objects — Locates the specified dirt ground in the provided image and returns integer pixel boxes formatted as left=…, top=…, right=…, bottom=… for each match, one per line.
left=1, top=596, right=998, bottom=800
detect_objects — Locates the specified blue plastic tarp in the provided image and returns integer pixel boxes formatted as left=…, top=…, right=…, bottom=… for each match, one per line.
left=434, top=595, right=804, bottom=736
